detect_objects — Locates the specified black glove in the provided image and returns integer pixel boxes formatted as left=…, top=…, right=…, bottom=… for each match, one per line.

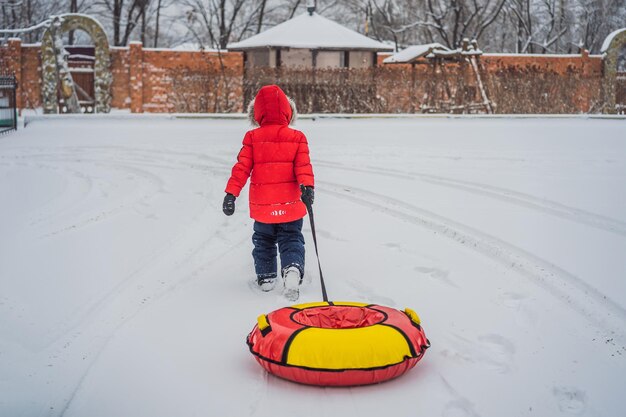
left=300, top=185, right=314, bottom=207
left=223, top=193, right=235, bottom=216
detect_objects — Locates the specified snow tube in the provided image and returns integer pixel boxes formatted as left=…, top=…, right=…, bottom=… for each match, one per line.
left=246, top=301, right=430, bottom=386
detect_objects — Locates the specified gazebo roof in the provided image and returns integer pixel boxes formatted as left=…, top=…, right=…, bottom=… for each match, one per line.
left=227, top=12, right=393, bottom=52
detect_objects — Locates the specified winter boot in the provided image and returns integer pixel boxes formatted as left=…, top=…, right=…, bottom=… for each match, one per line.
left=282, top=266, right=301, bottom=301
left=257, top=274, right=277, bottom=292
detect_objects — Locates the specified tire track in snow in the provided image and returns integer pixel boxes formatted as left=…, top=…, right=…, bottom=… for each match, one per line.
left=46, top=145, right=232, bottom=177
left=0, top=157, right=95, bottom=226
left=37, top=149, right=218, bottom=345
left=45, top=144, right=234, bottom=172
left=2, top=150, right=166, bottom=234
left=2, top=144, right=224, bottom=347
left=38, top=151, right=243, bottom=416
left=319, top=180, right=626, bottom=342
left=4, top=148, right=226, bottom=242
left=56, top=225, right=252, bottom=417
left=153, top=152, right=626, bottom=338
left=38, top=160, right=167, bottom=238
left=316, top=160, right=626, bottom=237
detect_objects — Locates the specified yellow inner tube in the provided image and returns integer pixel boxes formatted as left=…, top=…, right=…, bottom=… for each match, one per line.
left=275, top=301, right=416, bottom=370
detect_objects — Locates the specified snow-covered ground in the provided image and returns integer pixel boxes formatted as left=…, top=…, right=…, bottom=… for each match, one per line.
left=1, top=117, right=625, bottom=417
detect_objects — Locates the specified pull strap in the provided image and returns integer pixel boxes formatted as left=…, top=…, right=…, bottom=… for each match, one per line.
left=304, top=201, right=329, bottom=302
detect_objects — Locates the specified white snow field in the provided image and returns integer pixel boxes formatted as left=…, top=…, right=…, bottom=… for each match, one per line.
left=1, top=116, right=625, bottom=417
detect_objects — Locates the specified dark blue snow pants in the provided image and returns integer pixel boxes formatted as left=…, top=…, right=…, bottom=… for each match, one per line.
left=252, top=219, right=304, bottom=279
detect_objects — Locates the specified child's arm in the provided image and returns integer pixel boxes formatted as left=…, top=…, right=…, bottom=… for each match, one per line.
left=225, top=132, right=254, bottom=197
left=294, top=132, right=314, bottom=187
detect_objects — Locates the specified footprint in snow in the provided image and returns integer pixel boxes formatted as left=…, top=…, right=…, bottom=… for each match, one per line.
left=415, top=265, right=457, bottom=288
left=314, top=229, right=348, bottom=242
left=443, top=400, right=480, bottom=417
left=345, top=279, right=396, bottom=307
left=440, top=375, right=481, bottom=417
left=383, top=242, right=401, bottom=250
left=553, top=387, right=586, bottom=414
left=500, top=292, right=525, bottom=308
left=499, top=292, right=536, bottom=328
left=478, top=334, right=515, bottom=370
left=441, top=333, right=515, bottom=374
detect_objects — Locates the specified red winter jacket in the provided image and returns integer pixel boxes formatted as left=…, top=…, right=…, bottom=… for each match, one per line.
left=225, top=85, right=314, bottom=224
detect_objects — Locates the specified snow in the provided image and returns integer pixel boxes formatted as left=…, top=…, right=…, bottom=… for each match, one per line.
left=1, top=116, right=626, bottom=416
left=67, top=68, right=94, bottom=73
left=601, top=28, right=626, bottom=54
left=167, top=42, right=220, bottom=52
left=227, top=12, right=393, bottom=51
left=484, top=53, right=597, bottom=58
left=68, top=54, right=95, bottom=61
left=0, top=20, right=51, bottom=35
left=383, top=43, right=485, bottom=64
left=383, top=43, right=450, bottom=63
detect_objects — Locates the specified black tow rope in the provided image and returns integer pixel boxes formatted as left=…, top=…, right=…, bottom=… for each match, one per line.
left=304, top=200, right=329, bottom=302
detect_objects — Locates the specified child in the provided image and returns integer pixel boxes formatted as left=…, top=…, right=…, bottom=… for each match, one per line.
left=223, top=85, right=315, bottom=301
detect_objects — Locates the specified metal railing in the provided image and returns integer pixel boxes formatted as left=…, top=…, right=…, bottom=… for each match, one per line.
left=0, top=74, right=17, bottom=134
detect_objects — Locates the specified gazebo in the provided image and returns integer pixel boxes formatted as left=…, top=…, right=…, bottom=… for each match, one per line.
left=227, top=8, right=392, bottom=69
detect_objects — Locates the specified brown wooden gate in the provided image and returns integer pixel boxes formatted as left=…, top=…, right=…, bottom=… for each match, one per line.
left=59, top=46, right=95, bottom=113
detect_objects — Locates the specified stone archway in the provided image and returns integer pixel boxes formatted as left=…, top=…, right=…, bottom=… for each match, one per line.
left=41, top=14, right=112, bottom=113
left=602, top=28, right=626, bottom=114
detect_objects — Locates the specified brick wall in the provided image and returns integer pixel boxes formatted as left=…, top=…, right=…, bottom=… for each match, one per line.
left=110, top=47, right=130, bottom=109
left=0, top=39, right=611, bottom=114
left=376, top=51, right=605, bottom=113
left=0, top=40, right=43, bottom=111
left=110, top=44, right=245, bottom=113
left=115, top=43, right=245, bottom=113
left=481, top=52, right=603, bottom=113
left=0, top=39, right=244, bottom=114
left=138, top=45, right=244, bottom=113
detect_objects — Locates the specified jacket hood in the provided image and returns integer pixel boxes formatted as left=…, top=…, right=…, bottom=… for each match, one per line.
left=248, top=85, right=297, bottom=127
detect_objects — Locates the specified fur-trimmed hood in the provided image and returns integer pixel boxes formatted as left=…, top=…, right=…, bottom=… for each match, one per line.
left=247, top=85, right=297, bottom=127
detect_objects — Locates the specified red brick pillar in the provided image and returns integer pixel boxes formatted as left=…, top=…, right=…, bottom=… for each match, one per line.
left=7, top=38, right=22, bottom=109
left=129, top=41, right=143, bottom=113
left=580, top=49, right=591, bottom=113
left=581, top=49, right=589, bottom=60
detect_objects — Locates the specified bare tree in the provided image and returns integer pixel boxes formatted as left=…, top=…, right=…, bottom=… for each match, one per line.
left=1, top=0, right=625, bottom=53
left=393, top=0, right=506, bottom=49
left=153, top=0, right=162, bottom=46
left=256, top=0, right=267, bottom=33
left=68, top=0, right=78, bottom=44
left=576, top=0, right=626, bottom=52
left=183, top=0, right=273, bottom=49
left=326, top=0, right=626, bottom=54
left=90, top=0, right=150, bottom=46
left=287, top=0, right=303, bottom=19
left=1, top=0, right=65, bottom=43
